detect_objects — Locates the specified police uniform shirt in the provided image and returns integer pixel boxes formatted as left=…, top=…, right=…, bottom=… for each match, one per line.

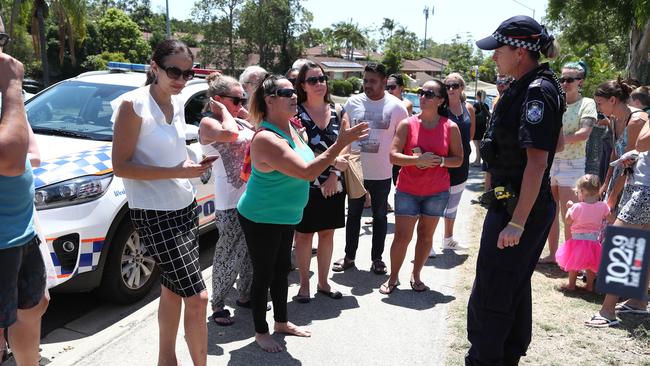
left=489, top=64, right=563, bottom=196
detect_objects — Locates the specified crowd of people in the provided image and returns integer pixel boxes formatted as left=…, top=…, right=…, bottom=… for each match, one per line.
left=1, top=13, right=650, bottom=366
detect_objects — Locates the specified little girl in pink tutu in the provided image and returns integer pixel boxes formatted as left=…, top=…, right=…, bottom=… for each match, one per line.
left=556, top=174, right=610, bottom=291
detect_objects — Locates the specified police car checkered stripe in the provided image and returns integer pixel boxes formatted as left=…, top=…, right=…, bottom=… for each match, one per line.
left=33, top=145, right=113, bottom=188
left=48, top=238, right=104, bottom=278
left=492, top=32, right=541, bottom=52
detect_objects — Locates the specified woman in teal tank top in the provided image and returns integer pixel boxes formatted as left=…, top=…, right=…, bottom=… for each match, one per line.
left=236, top=75, right=368, bottom=353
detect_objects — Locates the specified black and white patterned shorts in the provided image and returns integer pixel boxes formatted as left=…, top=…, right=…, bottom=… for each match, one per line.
left=618, top=184, right=650, bottom=226
left=130, top=200, right=206, bottom=298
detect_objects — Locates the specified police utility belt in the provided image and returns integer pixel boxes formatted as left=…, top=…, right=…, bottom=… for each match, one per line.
left=471, top=185, right=518, bottom=216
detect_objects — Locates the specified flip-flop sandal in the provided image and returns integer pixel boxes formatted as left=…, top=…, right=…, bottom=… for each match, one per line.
left=584, top=314, right=619, bottom=328
left=212, top=309, right=234, bottom=326
left=410, top=280, right=430, bottom=292
left=332, top=258, right=355, bottom=272
left=371, top=260, right=387, bottom=275
left=615, top=303, right=649, bottom=314
left=294, top=293, right=311, bottom=304
left=317, top=288, right=343, bottom=299
left=379, top=281, right=400, bottom=294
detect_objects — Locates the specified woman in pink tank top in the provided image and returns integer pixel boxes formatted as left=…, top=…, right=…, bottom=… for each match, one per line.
left=379, top=80, right=464, bottom=294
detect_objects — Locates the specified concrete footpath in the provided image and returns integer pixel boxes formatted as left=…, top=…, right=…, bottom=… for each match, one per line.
left=36, top=168, right=485, bottom=366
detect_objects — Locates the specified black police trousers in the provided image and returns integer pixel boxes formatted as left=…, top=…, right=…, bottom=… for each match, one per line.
left=465, top=199, right=555, bottom=366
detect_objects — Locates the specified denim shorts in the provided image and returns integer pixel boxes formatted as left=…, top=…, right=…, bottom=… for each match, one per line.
left=395, top=189, right=450, bottom=217
left=549, top=158, right=585, bottom=187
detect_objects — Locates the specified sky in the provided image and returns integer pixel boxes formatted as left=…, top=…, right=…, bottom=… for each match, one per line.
left=151, top=0, right=550, bottom=45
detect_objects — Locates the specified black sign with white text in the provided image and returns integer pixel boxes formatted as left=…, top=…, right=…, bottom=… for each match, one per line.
left=596, top=226, right=649, bottom=299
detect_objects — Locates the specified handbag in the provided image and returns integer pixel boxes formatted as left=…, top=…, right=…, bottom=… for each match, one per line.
left=344, top=152, right=366, bottom=199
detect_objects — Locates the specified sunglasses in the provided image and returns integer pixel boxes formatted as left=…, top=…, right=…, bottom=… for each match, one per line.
left=269, top=88, right=296, bottom=98
left=496, top=80, right=511, bottom=86
left=559, top=77, right=583, bottom=84
left=418, top=89, right=441, bottom=99
left=445, top=83, right=461, bottom=90
left=305, top=75, right=328, bottom=85
left=0, top=33, right=9, bottom=48
left=159, top=64, right=195, bottom=81
left=385, top=85, right=398, bottom=91
left=219, top=95, right=247, bottom=105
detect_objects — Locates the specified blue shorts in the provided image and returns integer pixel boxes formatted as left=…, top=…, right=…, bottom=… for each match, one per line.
left=394, top=189, right=449, bottom=217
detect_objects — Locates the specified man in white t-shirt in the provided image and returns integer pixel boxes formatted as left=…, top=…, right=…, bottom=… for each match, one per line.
left=332, top=63, right=408, bottom=275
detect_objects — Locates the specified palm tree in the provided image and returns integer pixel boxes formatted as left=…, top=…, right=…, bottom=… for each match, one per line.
left=50, top=0, right=87, bottom=66
left=381, top=18, right=395, bottom=42
left=7, top=0, right=22, bottom=55
left=332, top=21, right=367, bottom=61
left=31, top=0, right=49, bottom=86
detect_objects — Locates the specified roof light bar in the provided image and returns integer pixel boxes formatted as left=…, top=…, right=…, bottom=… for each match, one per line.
left=192, top=68, right=221, bottom=77
left=107, top=62, right=150, bottom=73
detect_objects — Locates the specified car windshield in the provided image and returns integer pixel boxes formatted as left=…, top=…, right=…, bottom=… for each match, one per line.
left=25, top=80, right=136, bottom=141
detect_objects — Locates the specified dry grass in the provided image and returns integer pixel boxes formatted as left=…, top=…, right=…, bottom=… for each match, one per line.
left=444, top=204, right=650, bottom=366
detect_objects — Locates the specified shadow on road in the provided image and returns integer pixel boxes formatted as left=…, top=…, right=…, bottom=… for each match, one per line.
left=380, top=288, right=455, bottom=310
left=330, top=269, right=387, bottom=297
left=425, top=250, right=469, bottom=270
left=225, top=337, right=301, bottom=366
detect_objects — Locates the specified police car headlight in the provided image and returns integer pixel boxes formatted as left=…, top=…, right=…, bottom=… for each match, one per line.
left=34, top=174, right=113, bottom=210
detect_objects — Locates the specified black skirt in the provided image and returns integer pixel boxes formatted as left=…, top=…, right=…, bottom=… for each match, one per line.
left=295, top=188, right=346, bottom=233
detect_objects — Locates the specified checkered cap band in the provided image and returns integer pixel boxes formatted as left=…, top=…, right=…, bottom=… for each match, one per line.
left=492, top=32, right=541, bottom=52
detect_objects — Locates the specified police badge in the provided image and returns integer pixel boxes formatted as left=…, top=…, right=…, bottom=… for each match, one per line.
left=526, top=100, right=544, bottom=124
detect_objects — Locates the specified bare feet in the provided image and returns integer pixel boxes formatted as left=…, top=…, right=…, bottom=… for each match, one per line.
left=274, top=321, right=311, bottom=337
left=255, top=332, right=283, bottom=353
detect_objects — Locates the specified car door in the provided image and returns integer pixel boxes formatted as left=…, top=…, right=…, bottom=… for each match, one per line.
left=184, top=90, right=216, bottom=227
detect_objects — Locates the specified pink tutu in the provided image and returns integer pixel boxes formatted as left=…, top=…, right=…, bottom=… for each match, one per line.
left=555, top=239, right=602, bottom=273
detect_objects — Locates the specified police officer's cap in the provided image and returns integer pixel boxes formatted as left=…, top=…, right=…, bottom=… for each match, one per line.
left=476, top=15, right=551, bottom=52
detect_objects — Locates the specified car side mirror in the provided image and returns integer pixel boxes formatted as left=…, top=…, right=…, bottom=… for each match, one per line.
left=185, top=124, right=199, bottom=145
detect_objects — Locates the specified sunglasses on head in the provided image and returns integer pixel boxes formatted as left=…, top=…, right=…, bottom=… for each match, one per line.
left=445, top=83, right=461, bottom=90
left=385, top=84, right=398, bottom=91
left=559, top=77, right=583, bottom=84
left=159, top=64, right=195, bottom=81
left=0, top=33, right=10, bottom=48
left=418, top=89, right=441, bottom=99
left=305, top=75, right=328, bottom=85
left=269, top=88, right=296, bottom=98
left=219, top=95, right=247, bottom=105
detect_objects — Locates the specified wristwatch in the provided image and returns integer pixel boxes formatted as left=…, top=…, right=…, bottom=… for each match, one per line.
left=331, top=169, right=341, bottom=177
left=440, top=157, right=446, bottom=167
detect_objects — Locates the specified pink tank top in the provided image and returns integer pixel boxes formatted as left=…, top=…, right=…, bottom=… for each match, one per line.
left=396, top=115, right=451, bottom=196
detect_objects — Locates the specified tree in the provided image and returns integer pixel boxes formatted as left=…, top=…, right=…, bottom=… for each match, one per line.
left=239, top=0, right=311, bottom=72
left=441, top=35, right=473, bottom=77
left=50, top=0, right=87, bottom=66
left=31, top=0, right=49, bottom=85
left=298, top=27, right=323, bottom=48
left=379, top=17, right=395, bottom=46
left=547, top=0, right=650, bottom=84
left=381, top=26, right=420, bottom=75
left=96, top=8, right=150, bottom=63
left=193, top=0, right=244, bottom=74
left=332, top=20, right=367, bottom=60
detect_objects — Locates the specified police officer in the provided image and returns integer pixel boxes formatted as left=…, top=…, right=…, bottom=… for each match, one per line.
left=466, top=16, right=565, bottom=366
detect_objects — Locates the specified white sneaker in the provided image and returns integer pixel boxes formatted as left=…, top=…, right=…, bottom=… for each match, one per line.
left=442, top=237, right=469, bottom=251
left=428, top=247, right=437, bottom=258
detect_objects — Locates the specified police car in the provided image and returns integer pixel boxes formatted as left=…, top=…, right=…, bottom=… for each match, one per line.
left=25, top=62, right=217, bottom=303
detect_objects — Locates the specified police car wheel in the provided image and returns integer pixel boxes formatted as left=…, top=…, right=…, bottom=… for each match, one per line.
left=99, top=218, right=159, bottom=304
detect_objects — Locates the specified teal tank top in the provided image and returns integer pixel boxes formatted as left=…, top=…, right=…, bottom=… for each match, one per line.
left=237, top=121, right=315, bottom=224
left=0, top=159, right=36, bottom=249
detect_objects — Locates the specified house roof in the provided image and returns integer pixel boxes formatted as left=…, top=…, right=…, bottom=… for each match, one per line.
left=308, top=56, right=365, bottom=73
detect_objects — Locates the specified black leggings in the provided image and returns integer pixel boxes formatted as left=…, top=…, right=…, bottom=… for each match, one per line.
left=237, top=212, right=293, bottom=334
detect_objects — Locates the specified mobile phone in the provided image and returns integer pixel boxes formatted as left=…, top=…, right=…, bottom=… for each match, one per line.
left=597, top=112, right=606, bottom=120
left=199, top=155, right=219, bottom=165
left=411, top=147, right=422, bottom=156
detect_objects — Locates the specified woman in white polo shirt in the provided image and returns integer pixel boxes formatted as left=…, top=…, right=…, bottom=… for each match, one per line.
left=112, top=40, right=211, bottom=366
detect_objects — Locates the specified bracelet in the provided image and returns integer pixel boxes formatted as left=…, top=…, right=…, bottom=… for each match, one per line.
left=507, top=221, right=525, bottom=231
left=440, top=157, right=445, bottom=167
left=331, top=170, right=341, bottom=177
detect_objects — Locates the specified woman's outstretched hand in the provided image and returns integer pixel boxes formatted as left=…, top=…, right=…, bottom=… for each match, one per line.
left=338, top=122, right=369, bottom=146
